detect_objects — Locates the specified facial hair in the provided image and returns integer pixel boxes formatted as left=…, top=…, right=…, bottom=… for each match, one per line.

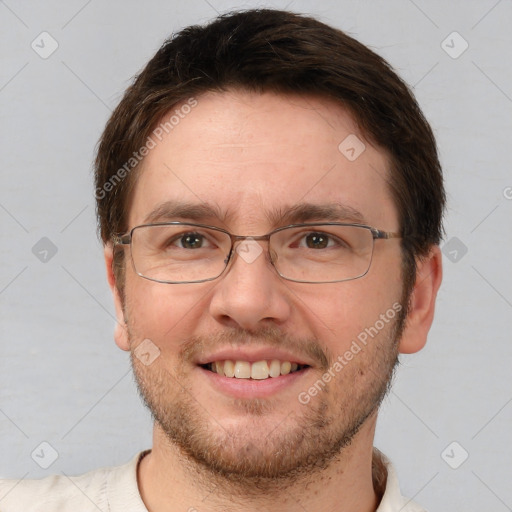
left=129, top=308, right=405, bottom=494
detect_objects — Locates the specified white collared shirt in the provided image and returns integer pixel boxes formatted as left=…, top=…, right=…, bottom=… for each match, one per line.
left=0, top=450, right=427, bottom=511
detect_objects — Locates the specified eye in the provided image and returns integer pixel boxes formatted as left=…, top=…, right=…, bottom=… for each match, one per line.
left=300, top=232, right=337, bottom=249
left=171, top=232, right=212, bottom=249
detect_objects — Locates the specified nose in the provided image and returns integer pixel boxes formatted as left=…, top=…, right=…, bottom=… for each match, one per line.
left=208, top=239, right=292, bottom=330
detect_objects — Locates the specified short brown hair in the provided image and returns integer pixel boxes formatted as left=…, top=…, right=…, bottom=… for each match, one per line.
left=94, top=8, right=445, bottom=295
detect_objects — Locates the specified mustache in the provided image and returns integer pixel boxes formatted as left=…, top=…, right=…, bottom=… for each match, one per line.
left=179, top=325, right=330, bottom=370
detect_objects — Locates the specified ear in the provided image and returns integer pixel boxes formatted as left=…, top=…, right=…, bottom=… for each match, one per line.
left=104, top=244, right=130, bottom=352
left=399, top=246, right=443, bottom=354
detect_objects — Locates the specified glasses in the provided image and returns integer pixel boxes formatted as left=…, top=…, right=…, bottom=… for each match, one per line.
left=112, top=222, right=401, bottom=284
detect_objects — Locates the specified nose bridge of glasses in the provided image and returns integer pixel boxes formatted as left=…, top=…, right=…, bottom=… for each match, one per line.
left=226, top=233, right=277, bottom=269
left=231, top=233, right=272, bottom=243
left=229, top=233, right=272, bottom=254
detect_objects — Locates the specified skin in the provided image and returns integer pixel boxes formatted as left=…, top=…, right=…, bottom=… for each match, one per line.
left=104, top=90, right=442, bottom=512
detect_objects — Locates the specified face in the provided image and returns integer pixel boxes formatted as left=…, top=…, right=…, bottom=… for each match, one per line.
left=111, top=90, right=409, bottom=484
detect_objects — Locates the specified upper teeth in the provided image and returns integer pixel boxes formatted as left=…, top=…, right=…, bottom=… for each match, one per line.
left=208, top=360, right=300, bottom=379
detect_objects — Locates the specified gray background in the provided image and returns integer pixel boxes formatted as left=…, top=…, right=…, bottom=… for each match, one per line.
left=1, top=0, right=511, bottom=510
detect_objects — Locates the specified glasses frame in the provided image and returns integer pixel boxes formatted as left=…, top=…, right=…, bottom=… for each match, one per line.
left=112, top=221, right=401, bottom=284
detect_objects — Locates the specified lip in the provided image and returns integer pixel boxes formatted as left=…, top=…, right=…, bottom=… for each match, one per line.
left=195, top=347, right=314, bottom=366
left=197, top=365, right=312, bottom=399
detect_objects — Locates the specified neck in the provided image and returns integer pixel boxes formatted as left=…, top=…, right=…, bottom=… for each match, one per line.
left=137, top=418, right=383, bottom=512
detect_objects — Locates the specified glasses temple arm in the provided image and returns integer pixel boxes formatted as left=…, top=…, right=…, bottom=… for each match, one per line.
left=372, top=229, right=402, bottom=240
left=112, top=234, right=131, bottom=245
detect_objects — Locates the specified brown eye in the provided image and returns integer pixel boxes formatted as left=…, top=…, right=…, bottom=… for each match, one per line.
left=305, top=233, right=329, bottom=249
left=179, top=233, right=204, bottom=249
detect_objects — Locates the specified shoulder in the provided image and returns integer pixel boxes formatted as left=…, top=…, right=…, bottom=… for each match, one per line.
left=0, top=451, right=148, bottom=512
left=0, top=467, right=111, bottom=512
left=375, top=449, right=428, bottom=512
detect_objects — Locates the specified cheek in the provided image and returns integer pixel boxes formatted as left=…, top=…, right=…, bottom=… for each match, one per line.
left=294, top=269, right=403, bottom=356
left=124, top=274, right=213, bottom=348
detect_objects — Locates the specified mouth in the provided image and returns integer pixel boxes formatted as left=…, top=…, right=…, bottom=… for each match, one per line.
left=200, top=359, right=311, bottom=380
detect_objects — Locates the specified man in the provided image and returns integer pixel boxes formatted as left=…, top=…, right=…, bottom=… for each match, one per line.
left=0, top=8, right=443, bottom=511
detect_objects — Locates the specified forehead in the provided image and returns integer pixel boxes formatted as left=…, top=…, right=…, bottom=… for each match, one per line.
left=128, top=90, right=397, bottom=231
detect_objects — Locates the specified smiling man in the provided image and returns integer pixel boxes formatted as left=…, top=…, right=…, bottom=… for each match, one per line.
left=0, top=8, right=444, bottom=512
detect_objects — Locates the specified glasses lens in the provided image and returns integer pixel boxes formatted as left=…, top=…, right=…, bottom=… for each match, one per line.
left=130, top=224, right=231, bottom=283
left=271, top=224, right=374, bottom=283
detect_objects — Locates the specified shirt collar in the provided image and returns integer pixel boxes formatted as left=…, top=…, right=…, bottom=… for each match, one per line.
left=115, top=449, right=426, bottom=512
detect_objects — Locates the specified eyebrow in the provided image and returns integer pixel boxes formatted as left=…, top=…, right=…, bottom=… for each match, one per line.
left=143, top=201, right=225, bottom=224
left=268, top=203, right=366, bottom=226
left=142, top=200, right=366, bottom=228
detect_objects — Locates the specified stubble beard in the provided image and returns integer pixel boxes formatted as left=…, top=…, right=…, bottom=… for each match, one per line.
left=129, top=309, right=405, bottom=493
